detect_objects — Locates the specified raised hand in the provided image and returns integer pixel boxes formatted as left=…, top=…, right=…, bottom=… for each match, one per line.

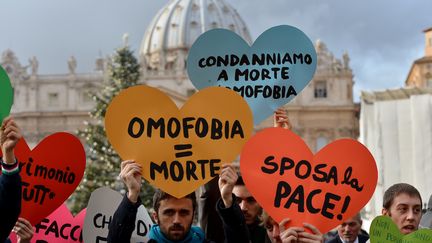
left=218, top=164, right=238, bottom=207
left=273, top=108, right=292, bottom=130
left=297, top=223, right=324, bottom=243
left=0, top=116, right=22, bottom=164
left=120, top=160, right=142, bottom=203
left=278, top=218, right=304, bottom=243
left=13, top=218, right=34, bottom=243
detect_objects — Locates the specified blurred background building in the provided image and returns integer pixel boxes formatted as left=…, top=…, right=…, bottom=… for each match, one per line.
left=2, top=0, right=358, bottom=151
left=360, top=27, right=432, bottom=218
left=2, top=0, right=430, bottom=220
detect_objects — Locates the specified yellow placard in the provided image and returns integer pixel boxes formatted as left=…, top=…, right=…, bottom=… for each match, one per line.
left=105, top=85, right=253, bottom=198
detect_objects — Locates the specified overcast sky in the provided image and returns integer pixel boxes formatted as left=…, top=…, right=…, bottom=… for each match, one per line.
left=1, top=0, right=431, bottom=100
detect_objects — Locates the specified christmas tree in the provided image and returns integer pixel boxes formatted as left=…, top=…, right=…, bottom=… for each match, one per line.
left=70, top=45, right=155, bottom=213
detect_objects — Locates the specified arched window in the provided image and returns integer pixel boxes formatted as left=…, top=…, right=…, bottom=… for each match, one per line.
left=316, top=136, right=328, bottom=151
left=314, top=80, right=327, bottom=98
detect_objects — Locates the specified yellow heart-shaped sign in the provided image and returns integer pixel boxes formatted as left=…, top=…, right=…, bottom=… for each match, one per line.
left=105, top=85, right=253, bottom=198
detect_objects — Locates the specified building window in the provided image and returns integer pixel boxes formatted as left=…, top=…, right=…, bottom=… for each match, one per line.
left=316, top=136, right=328, bottom=151
left=190, top=21, right=198, bottom=28
left=314, top=81, right=327, bottom=98
left=192, top=3, right=199, bottom=11
left=429, top=37, right=432, bottom=47
left=208, top=3, right=215, bottom=11
left=48, top=93, right=59, bottom=106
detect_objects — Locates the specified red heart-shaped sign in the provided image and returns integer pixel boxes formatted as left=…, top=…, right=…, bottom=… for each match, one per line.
left=0, top=133, right=86, bottom=225
left=240, top=128, right=377, bottom=233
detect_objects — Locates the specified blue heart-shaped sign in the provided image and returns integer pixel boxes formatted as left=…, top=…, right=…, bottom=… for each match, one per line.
left=187, top=25, right=317, bottom=124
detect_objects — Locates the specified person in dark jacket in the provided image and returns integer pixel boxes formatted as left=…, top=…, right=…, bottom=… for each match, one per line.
left=108, top=160, right=214, bottom=243
left=199, top=109, right=290, bottom=243
left=0, top=117, right=22, bottom=243
left=216, top=164, right=254, bottom=243
left=216, top=165, right=268, bottom=243
left=326, top=214, right=369, bottom=243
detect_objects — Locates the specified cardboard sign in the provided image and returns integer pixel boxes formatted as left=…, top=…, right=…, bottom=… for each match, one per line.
left=0, top=133, right=86, bottom=225
left=240, top=127, right=377, bottom=233
left=105, top=85, right=253, bottom=198
left=0, top=65, right=14, bottom=124
left=370, top=216, right=432, bottom=243
left=9, top=204, right=86, bottom=243
left=187, top=25, right=317, bottom=124
left=83, top=187, right=153, bottom=243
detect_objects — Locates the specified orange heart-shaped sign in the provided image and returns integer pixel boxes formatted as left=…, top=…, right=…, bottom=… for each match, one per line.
left=105, top=85, right=253, bottom=198
left=240, top=127, right=377, bottom=233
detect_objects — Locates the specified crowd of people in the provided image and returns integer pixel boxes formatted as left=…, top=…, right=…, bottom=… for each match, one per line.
left=0, top=110, right=430, bottom=243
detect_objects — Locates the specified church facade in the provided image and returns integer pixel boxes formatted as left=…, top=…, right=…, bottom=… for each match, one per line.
left=3, top=0, right=359, bottom=152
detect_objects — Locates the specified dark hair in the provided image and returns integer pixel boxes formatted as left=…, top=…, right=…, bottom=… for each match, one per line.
left=383, top=183, right=422, bottom=210
left=152, top=189, right=197, bottom=213
left=235, top=175, right=245, bottom=186
left=350, top=213, right=362, bottom=224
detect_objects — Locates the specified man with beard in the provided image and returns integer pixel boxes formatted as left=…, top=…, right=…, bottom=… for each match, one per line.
left=326, top=214, right=368, bottom=243
left=216, top=164, right=268, bottom=243
left=199, top=108, right=290, bottom=243
left=108, top=160, right=214, bottom=243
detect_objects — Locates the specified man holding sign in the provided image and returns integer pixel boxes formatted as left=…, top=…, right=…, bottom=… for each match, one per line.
left=366, top=183, right=423, bottom=243
left=216, top=164, right=267, bottom=243
left=0, top=117, right=22, bottom=243
left=198, top=108, right=291, bottom=242
left=108, top=160, right=214, bottom=243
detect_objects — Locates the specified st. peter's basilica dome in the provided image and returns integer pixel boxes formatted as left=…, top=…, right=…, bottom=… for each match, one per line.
left=140, top=0, right=252, bottom=74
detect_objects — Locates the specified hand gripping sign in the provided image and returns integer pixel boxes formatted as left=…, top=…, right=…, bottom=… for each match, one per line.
left=369, top=216, right=432, bottom=243
left=240, top=127, right=377, bottom=233
left=105, top=85, right=253, bottom=198
left=187, top=25, right=317, bottom=124
left=83, top=187, right=153, bottom=243
left=0, top=65, right=14, bottom=124
left=9, top=204, right=86, bottom=243
left=0, top=133, right=86, bottom=226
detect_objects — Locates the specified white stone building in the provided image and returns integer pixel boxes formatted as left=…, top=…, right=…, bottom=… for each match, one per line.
left=2, top=0, right=358, bottom=152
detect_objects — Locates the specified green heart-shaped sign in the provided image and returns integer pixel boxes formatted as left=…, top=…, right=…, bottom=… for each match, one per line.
left=0, top=65, right=13, bottom=124
left=370, top=216, right=432, bottom=243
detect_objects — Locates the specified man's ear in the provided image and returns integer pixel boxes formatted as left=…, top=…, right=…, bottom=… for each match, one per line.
left=382, top=208, right=389, bottom=216
left=152, top=212, right=159, bottom=224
